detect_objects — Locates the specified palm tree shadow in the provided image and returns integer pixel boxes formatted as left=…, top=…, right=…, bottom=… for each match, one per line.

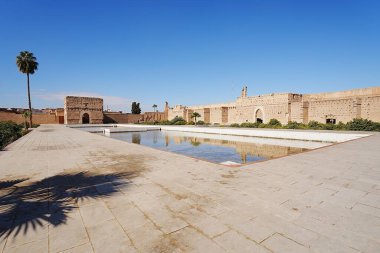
left=0, top=179, right=28, bottom=190
left=0, top=171, right=133, bottom=238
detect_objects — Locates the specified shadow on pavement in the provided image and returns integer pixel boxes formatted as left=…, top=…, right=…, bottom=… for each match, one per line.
left=0, top=171, right=134, bottom=238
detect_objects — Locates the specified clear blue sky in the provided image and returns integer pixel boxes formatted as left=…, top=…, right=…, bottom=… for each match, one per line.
left=0, top=0, right=379, bottom=112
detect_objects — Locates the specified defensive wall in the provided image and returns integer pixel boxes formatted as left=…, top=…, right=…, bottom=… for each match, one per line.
left=167, top=86, right=380, bottom=125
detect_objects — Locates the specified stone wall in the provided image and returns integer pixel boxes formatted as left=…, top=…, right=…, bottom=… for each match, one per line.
left=361, top=96, right=380, bottom=122
left=0, top=111, right=60, bottom=124
left=232, top=93, right=291, bottom=124
left=179, top=102, right=234, bottom=124
left=104, top=113, right=137, bottom=123
left=104, top=112, right=167, bottom=124
left=168, top=105, right=186, bottom=120
left=191, top=108, right=205, bottom=122
left=64, top=96, right=103, bottom=124
left=209, top=108, right=223, bottom=124
left=303, top=88, right=380, bottom=123
left=290, top=102, right=303, bottom=122
left=167, top=86, right=380, bottom=125
left=306, top=98, right=356, bottom=123
left=143, top=112, right=167, bottom=122
left=203, top=108, right=210, bottom=123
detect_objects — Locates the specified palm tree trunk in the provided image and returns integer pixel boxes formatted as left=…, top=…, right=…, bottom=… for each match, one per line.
left=27, top=73, right=33, bottom=128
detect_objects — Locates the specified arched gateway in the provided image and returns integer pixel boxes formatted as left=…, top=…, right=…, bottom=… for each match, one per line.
left=255, top=109, right=263, bottom=123
left=82, top=113, right=90, bottom=124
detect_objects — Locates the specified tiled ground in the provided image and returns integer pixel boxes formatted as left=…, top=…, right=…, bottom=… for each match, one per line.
left=0, top=125, right=379, bottom=253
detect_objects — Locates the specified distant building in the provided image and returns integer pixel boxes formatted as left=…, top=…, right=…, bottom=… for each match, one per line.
left=64, top=96, right=104, bottom=124
left=63, top=96, right=168, bottom=125
left=168, top=86, right=380, bottom=124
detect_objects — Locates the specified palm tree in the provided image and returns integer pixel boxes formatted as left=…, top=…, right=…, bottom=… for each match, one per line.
left=152, top=104, right=157, bottom=112
left=191, top=112, right=201, bottom=125
left=16, top=51, right=38, bottom=128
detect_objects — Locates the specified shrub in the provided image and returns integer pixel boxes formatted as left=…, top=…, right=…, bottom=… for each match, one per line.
left=258, top=123, right=267, bottom=128
left=335, top=121, right=346, bottom=130
left=174, top=120, right=186, bottom=125
left=240, top=122, right=259, bottom=128
left=170, top=116, right=186, bottom=125
left=160, top=117, right=380, bottom=131
left=159, top=120, right=171, bottom=125
left=0, top=121, right=23, bottom=150
left=187, top=121, right=195, bottom=125
left=307, top=120, right=323, bottom=130
left=346, top=118, right=380, bottom=131
left=321, top=123, right=336, bottom=130
left=267, top=119, right=282, bottom=127
left=190, top=140, right=201, bottom=146
left=285, top=121, right=304, bottom=129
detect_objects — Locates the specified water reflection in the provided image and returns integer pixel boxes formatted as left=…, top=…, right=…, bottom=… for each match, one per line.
left=131, top=133, right=141, bottom=144
left=106, top=130, right=308, bottom=165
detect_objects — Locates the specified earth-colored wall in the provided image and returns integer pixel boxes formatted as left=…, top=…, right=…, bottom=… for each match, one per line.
left=290, top=102, right=303, bottom=123
left=168, top=105, right=186, bottom=120
left=303, top=88, right=380, bottom=123
left=103, top=113, right=140, bottom=124
left=361, top=96, right=380, bottom=122
left=209, top=108, right=223, bottom=124
left=306, top=98, right=356, bottom=123
left=104, top=112, right=166, bottom=124
left=143, top=112, right=167, bottom=122
left=191, top=108, right=205, bottom=122
left=0, top=111, right=60, bottom=124
left=167, top=87, right=380, bottom=125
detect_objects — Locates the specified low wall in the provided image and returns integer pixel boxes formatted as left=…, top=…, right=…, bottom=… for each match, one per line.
left=104, top=112, right=166, bottom=124
left=1, top=111, right=166, bottom=125
left=143, top=112, right=167, bottom=122
left=117, top=124, right=370, bottom=142
left=0, top=111, right=60, bottom=124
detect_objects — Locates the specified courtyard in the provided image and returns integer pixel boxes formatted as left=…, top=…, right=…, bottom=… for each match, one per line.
left=0, top=125, right=379, bottom=252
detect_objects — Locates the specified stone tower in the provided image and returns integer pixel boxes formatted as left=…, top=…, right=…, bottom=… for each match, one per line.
left=164, top=101, right=169, bottom=120
left=241, top=86, right=248, bottom=97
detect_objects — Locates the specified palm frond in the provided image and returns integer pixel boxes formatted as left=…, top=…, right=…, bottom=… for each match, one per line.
left=16, top=51, right=38, bottom=74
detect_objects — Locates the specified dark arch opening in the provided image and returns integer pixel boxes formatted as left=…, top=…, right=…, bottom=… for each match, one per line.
left=82, top=113, right=90, bottom=124
left=255, top=109, right=263, bottom=123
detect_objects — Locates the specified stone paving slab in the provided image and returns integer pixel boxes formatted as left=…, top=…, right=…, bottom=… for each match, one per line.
left=0, top=125, right=379, bottom=252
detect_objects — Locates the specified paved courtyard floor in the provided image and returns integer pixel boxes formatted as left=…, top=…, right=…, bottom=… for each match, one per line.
left=0, top=125, right=379, bottom=253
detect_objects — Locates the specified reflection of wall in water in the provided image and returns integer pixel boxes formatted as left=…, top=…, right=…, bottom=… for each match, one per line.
left=234, top=142, right=304, bottom=162
left=132, top=133, right=141, bottom=144
left=172, top=136, right=185, bottom=145
left=181, top=136, right=304, bottom=161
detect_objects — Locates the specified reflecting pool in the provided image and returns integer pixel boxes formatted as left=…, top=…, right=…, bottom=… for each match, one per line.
left=103, top=130, right=316, bottom=165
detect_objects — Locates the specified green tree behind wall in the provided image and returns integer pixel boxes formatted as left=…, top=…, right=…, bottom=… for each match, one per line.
left=131, top=102, right=141, bottom=114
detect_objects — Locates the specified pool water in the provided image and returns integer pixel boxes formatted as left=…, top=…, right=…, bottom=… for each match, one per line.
left=103, top=130, right=310, bottom=165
